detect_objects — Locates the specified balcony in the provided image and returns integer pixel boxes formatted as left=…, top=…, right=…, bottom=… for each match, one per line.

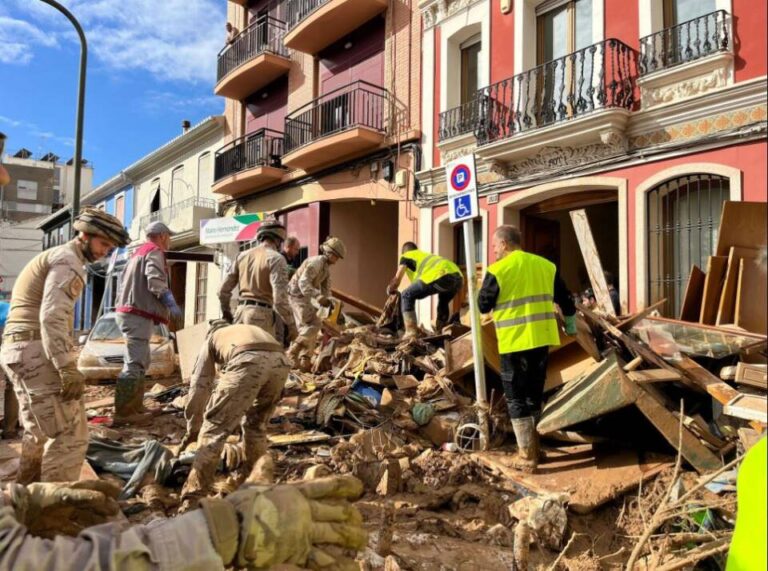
left=470, top=39, right=637, bottom=163
left=135, top=197, right=216, bottom=247
left=284, top=0, right=388, bottom=54
left=212, top=130, right=287, bottom=198
left=638, top=10, right=732, bottom=109
left=215, top=16, right=291, bottom=100
left=282, top=81, right=388, bottom=171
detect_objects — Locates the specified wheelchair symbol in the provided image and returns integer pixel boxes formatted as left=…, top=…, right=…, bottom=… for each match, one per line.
left=453, top=194, right=472, bottom=219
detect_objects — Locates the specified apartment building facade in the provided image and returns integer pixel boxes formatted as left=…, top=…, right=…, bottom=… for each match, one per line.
left=416, top=0, right=767, bottom=322
left=212, top=0, right=422, bottom=307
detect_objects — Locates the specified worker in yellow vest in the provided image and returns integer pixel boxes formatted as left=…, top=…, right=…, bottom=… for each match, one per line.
left=387, top=242, right=464, bottom=337
left=727, top=436, right=767, bottom=570
left=478, top=225, right=577, bottom=472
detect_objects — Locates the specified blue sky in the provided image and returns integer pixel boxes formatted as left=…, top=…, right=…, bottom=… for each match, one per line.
left=0, top=0, right=226, bottom=186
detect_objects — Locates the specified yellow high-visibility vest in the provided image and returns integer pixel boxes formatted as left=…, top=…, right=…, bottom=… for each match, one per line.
left=401, top=249, right=461, bottom=285
left=487, top=250, right=560, bottom=353
left=727, top=436, right=767, bottom=571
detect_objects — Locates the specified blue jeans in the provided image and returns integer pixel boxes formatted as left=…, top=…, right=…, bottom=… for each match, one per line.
left=401, top=273, right=463, bottom=326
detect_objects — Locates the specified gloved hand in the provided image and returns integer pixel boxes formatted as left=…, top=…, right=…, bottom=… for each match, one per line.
left=202, top=475, right=367, bottom=570
left=287, top=324, right=299, bottom=343
left=564, top=314, right=577, bottom=336
left=59, top=363, right=86, bottom=401
left=9, top=480, right=121, bottom=538
left=222, top=309, right=234, bottom=324
left=318, top=296, right=333, bottom=309
left=386, top=279, right=399, bottom=296
left=161, top=290, right=183, bottom=319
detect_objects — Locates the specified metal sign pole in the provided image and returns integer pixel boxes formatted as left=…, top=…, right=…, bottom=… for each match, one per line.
left=462, top=219, right=489, bottom=443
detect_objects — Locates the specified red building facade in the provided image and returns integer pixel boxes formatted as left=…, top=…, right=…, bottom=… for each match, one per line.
left=416, top=0, right=767, bottom=321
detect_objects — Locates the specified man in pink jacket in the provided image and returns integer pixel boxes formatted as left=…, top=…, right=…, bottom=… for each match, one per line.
left=114, top=221, right=182, bottom=424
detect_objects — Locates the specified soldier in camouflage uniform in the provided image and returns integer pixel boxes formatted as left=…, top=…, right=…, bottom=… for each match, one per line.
left=286, top=236, right=346, bottom=371
left=180, top=321, right=289, bottom=506
left=217, top=221, right=297, bottom=341
left=0, top=207, right=130, bottom=483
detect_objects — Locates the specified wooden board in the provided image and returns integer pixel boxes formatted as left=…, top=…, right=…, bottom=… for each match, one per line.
left=735, top=362, right=767, bottom=389
left=627, top=369, right=683, bottom=384
left=715, top=201, right=768, bottom=257
left=176, top=321, right=209, bottom=383
left=723, top=394, right=768, bottom=423
left=543, top=342, right=597, bottom=393
left=699, top=256, right=728, bottom=325
left=570, top=209, right=616, bottom=316
left=473, top=446, right=673, bottom=514
left=735, top=258, right=768, bottom=335
left=716, top=247, right=759, bottom=325
left=679, top=265, right=705, bottom=321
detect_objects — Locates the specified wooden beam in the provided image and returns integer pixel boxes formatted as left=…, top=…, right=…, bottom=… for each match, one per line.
left=627, top=369, right=683, bottom=384
left=618, top=299, right=667, bottom=331
left=569, top=209, right=616, bottom=316
left=331, top=289, right=383, bottom=317
left=735, top=258, right=768, bottom=335
left=716, top=247, right=759, bottom=325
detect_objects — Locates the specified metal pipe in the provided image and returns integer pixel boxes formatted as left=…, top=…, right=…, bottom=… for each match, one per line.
left=39, top=0, right=87, bottom=236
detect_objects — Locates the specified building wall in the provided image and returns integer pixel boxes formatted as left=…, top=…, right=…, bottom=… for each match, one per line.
left=0, top=217, right=44, bottom=300
left=0, top=160, right=55, bottom=221
left=732, top=0, right=768, bottom=81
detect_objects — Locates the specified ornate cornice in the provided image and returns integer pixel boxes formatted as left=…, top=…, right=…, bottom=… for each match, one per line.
left=420, top=0, right=485, bottom=29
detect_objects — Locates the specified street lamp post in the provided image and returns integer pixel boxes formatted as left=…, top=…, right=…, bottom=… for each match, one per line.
left=39, top=0, right=87, bottom=234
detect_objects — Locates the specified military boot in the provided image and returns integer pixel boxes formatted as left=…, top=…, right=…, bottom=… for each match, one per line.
left=510, top=416, right=539, bottom=473
left=298, top=355, right=313, bottom=373
left=403, top=311, right=419, bottom=339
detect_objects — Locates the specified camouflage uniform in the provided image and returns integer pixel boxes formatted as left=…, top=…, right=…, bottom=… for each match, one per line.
left=286, top=255, right=332, bottom=363
left=181, top=324, right=289, bottom=501
left=0, top=240, right=88, bottom=483
left=218, top=244, right=296, bottom=339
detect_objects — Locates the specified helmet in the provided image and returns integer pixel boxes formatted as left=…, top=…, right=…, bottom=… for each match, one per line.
left=321, top=236, right=346, bottom=259
left=74, top=207, right=131, bottom=247
left=257, top=220, right=287, bottom=243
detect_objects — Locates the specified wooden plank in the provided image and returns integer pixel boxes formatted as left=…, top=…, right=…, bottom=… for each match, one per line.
left=735, top=258, right=768, bottom=335
left=672, top=356, right=741, bottom=405
left=723, top=394, right=768, bottom=424
left=627, top=369, right=683, bottom=384
left=679, top=265, right=705, bottom=322
left=331, top=289, right=383, bottom=317
left=634, top=382, right=722, bottom=473
left=618, top=299, right=667, bottom=331
left=715, top=201, right=768, bottom=257
left=543, top=342, right=597, bottom=393
left=716, top=247, right=759, bottom=325
left=699, top=256, right=728, bottom=324
left=473, top=446, right=673, bottom=514
left=569, top=209, right=616, bottom=316
left=176, top=321, right=209, bottom=383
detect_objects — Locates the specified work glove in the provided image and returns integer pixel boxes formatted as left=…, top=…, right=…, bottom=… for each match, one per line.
left=202, top=475, right=367, bottom=570
left=564, top=314, right=577, bottom=336
left=222, top=309, right=234, bottom=324
left=8, top=480, right=121, bottom=538
left=318, top=296, right=333, bottom=309
left=59, top=363, right=86, bottom=401
left=161, top=290, right=183, bottom=319
left=386, top=280, right=399, bottom=296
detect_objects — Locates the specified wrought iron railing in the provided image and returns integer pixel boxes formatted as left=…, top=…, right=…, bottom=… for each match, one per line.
left=217, top=16, right=288, bottom=82
left=285, top=0, right=329, bottom=31
left=139, top=197, right=216, bottom=230
left=639, top=10, right=729, bottom=76
left=439, top=95, right=496, bottom=142
left=284, top=81, right=388, bottom=154
left=214, top=129, right=286, bottom=181
left=464, top=39, right=637, bottom=145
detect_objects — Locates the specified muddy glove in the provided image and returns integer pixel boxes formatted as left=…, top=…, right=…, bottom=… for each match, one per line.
left=564, top=314, right=577, bottom=336
left=222, top=308, right=234, bottom=324
left=317, top=296, right=333, bottom=309
left=59, top=363, right=86, bottom=401
left=8, top=480, right=121, bottom=538
left=386, top=280, right=399, bottom=296
left=207, top=475, right=367, bottom=570
left=161, top=290, right=183, bottom=319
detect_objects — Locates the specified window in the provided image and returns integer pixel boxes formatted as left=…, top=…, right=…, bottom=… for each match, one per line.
left=536, top=0, right=593, bottom=123
left=150, top=179, right=161, bottom=213
left=17, top=180, right=38, bottom=200
left=460, top=36, right=481, bottom=105
left=198, top=153, right=211, bottom=198
left=661, top=0, right=719, bottom=65
left=194, top=263, right=209, bottom=324
left=664, top=0, right=717, bottom=28
left=114, top=193, right=125, bottom=223
left=647, top=174, right=729, bottom=317
left=171, top=165, right=185, bottom=204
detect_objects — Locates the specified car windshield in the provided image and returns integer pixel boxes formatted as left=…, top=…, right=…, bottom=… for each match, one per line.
left=90, top=317, right=166, bottom=341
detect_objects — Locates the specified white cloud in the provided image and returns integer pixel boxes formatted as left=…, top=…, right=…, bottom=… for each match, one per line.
left=0, top=15, right=58, bottom=65
left=142, top=90, right=222, bottom=114
left=10, top=0, right=226, bottom=84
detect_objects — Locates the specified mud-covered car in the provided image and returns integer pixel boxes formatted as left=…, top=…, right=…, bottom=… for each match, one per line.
left=77, top=312, right=177, bottom=381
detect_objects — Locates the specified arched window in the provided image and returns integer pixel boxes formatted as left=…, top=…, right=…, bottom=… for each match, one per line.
left=197, top=152, right=211, bottom=198
left=647, top=173, right=729, bottom=316
left=171, top=165, right=185, bottom=204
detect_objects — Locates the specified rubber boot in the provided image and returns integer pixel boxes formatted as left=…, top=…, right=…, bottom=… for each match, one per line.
left=113, top=373, right=153, bottom=427
left=435, top=317, right=446, bottom=333
left=510, top=416, right=539, bottom=473
left=403, top=311, right=419, bottom=339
